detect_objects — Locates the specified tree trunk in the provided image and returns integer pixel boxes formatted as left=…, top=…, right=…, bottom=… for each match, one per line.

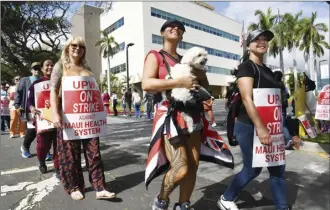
left=107, top=44, right=111, bottom=94
left=309, top=40, right=315, bottom=82
left=279, top=48, right=285, bottom=74
left=263, top=52, right=268, bottom=65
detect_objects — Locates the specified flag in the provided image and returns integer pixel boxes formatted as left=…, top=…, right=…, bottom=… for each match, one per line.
left=273, top=9, right=281, bottom=26
left=240, top=20, right=245, bottom=48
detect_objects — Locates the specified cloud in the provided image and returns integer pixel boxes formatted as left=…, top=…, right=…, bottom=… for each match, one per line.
left=222, top=2, right=329, bottom=70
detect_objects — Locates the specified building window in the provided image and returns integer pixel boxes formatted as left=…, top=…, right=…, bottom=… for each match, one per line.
left=152, top=34, right=240, bottom=62
left=110, top=63, right=126, bottom=74
left=150, top=7, right=239, bottom=42
left=205, top=65, right=232, bottom=75
left=104, top=17, right=124, bottom=35
left=112, top=42, right=125, bottom=55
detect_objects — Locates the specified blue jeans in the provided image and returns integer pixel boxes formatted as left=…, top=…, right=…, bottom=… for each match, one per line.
left=223, top=121, right=288, bottom=210
left=282, top=116, right=292, bottom=145
left=134, top=104, right=140, bottom=118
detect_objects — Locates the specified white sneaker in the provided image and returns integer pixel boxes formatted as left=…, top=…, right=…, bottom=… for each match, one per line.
left=217, top=195, right=238, bottom=210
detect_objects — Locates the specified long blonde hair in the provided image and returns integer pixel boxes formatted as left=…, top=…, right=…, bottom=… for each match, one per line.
left=60, top=36, right=89, bottom=69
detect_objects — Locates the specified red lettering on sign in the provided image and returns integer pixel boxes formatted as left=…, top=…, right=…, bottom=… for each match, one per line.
left=73, top=81, right=96, bottom=89
left=267, top=94, right=280, bottom=104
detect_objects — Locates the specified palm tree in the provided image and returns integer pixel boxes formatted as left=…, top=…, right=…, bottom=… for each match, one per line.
left=282, top=11, right=303, bottom=69
left=298, top=12, right=329, bottom=82
left=95, top=31, right=119, bottom=94
left=248, top=8, right=277, bottom=66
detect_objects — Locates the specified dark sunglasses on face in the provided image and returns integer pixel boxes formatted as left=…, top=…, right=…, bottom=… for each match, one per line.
left=71, top=43, right=85, bottom=49
left=168, top=24, right=183, bottom=31
left=32, top=66, right=41, bottom=71
left=15, top=78, right=20, bottom=81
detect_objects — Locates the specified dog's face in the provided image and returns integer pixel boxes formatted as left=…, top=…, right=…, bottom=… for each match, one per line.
left=181, top=47, right=208, bottom=70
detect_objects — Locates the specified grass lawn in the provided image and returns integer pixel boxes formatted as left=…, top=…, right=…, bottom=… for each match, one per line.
left=304, top=133, right=330, bottom=144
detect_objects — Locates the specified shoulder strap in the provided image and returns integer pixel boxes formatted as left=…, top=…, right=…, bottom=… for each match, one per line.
left=158, top=51, right=173, bottom=79
left=249, top=61, right=261, bottom=88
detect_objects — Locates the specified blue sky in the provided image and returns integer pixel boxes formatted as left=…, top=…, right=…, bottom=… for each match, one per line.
left=205, top=1, right=329, bottom=68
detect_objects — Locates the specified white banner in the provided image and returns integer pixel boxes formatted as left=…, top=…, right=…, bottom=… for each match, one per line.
left=252, top=88, right=285, bottom=168
left=315, top=84, right=330, bottom=121
left=61, top=76, right=107, bottom=140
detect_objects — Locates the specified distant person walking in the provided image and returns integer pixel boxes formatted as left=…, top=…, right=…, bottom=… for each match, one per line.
left=8, top=76, right=26, bottom=138
left=132, top=88, right=141, bottom=118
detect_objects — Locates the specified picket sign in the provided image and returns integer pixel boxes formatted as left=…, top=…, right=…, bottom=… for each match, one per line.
left=34, top=80, right=55, bottom=134
left=315, top=84, right=330, bottom=121
left=252, top=88, right=285, bottom=168
left=297, top=115, right=317, bottom=139
left=61, top=76, right=107, bottom=140
left=0, top=93, right=10, bottom=116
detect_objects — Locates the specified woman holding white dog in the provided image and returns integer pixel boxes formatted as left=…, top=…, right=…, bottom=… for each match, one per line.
left=143, top=19, right=234, bottom=210
left=217, top=30, right=289, bottom=210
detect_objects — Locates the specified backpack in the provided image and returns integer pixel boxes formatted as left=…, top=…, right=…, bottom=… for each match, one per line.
left=226, top=79, right=241, bottom=146
left=226, top=61, right=260, bottom=146
left=134, top=94, right=141, bottom=105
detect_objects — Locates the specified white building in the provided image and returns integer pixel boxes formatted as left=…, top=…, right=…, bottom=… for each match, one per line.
left=97, top=2, right=242, bottom=97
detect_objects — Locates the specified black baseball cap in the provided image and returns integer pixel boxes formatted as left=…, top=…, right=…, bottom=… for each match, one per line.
left=246, top=29, right=274, bottom=46
left=160, top=19, right=185, bottom=32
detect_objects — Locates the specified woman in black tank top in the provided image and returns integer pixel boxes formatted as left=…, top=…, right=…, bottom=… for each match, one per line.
left=217, top=30, right=289, bottom=210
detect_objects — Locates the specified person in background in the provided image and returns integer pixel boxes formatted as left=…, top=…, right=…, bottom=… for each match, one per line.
left=203, top=97, right=217, bottom=127
left=14, top=62, right=51, bottom=159
left=124, top=88, right=132, bottom=116
left=1, top=83, right=10, bottom=132
left=8, top=76, right=26, bottom=138
left=101, top=90, right=110, bottom=115
left=132, top=88, right=141, bottom=118
left=121, top=93, right=127, bottom=116
left=111, top=92, right=118, bottom=116
left=217, top=29, right=289, bottom=210
left=144, top=91, right=154, bottom=120
left=26, top=59, right=59, bottom=178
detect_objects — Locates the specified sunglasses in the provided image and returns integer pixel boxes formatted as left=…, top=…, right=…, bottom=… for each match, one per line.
left=32, top=66, right=41, bottom=71
left=15, top=78, right=20, bottom=81
left=71, top=43, right=86, bottom=49
left=167, top=24, right=184, bottom=31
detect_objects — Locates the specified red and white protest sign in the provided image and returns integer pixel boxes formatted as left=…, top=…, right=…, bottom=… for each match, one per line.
left=61, top=76, right=107, bottom=140
left=252, top=88, right=285, bottom=168
left=1, top=93, right=10, bottom=116
left=34, top=80, right=55, bottom=134
left=315, top=84, right=330, bottom=121
left=298, top=115, right=317, bottom=138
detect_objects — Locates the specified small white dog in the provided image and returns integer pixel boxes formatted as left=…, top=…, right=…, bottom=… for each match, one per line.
left=164, top=46, right=208, bottom=133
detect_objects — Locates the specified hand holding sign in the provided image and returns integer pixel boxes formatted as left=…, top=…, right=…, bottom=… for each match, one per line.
left=53, top=113, right=62, bottom=128
left=256, top=125, right=271, bottom=145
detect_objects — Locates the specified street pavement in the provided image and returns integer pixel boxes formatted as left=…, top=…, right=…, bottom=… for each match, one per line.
left=0, top=100, right=329, bottom=210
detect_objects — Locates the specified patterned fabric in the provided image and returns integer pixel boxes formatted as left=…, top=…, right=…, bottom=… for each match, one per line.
left=57, top=129, right=106, bottom=194
left=145, top=100, right=234, bottom=188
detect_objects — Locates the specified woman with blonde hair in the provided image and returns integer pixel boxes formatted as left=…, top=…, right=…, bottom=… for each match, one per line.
left=50, top=36, right=115, bottom=200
